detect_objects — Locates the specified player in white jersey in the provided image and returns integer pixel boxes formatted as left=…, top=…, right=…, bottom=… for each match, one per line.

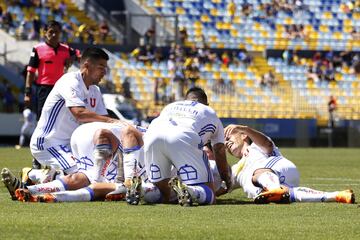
left=144, top=87, right=232, bottom=206
left=214, top=124, right=355, bottom=204
left=29, top=47, right=121, bottom=175
left=12, top=121, right=147, bottom=202
left=17, top=108, right=37, bottom=148
left=13, top=124, right=163, bottom=204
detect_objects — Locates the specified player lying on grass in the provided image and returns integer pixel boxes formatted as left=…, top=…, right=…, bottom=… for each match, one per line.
left=1, top=122, right=145, bottom=202
left=4, top=122, right=194, bottom=205
left=216, top=124, right=355, bottom=204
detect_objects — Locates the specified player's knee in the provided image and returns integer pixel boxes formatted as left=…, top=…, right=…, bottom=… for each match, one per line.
left=93, top=128, right=111, bottom=145
left=252, top=168, right=274, bottom=185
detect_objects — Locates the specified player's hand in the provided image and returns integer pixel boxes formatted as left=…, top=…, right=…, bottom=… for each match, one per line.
left=224, top=124, right=243, bottom=139
left=220, top=164, right=233, bottom=192
left=24, top=95, right=31, bottom=108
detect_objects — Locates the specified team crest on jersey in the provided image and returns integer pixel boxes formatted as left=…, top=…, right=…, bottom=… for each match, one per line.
left=90, top=98, right=96, bottom=107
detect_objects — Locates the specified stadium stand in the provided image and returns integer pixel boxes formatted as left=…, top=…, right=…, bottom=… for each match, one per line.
left=0, top=0, right=359, bottom=124
left=0, top=0, right=115, bottom=44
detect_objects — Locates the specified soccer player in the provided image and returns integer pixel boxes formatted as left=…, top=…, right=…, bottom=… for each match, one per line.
left=217, top=124, right=355, bottom=204
left=16, top=108, right=37, bottom=149
left=29, top=47, right=121, bottom=174
left=143, top=87, right=232, bottom=206
left=12, top=123, right=159, bottom=204
left=6, top=121, right=144, bottom=202
left=1, top=47, right=124, bottom=197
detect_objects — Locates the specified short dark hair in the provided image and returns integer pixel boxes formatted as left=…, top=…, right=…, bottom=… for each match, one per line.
left=185, top=87, right=208, bottom=105
left=80, top=47, right=109, bottom=64
left=44, top=20, right=62, bottom=31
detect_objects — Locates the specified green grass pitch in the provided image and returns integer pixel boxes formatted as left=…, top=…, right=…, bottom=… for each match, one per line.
left=0, top=147, right=359, bottom=240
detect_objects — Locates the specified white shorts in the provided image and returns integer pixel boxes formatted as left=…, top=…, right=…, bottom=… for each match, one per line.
left=239, top=157, right=300, bottom=199
left=31, top=144, right=78, bottom=174
left=144, top=122, right=212, bottom=185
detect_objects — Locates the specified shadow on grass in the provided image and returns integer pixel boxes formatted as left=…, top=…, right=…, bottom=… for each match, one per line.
left=215, top=198, right=254, bottom=205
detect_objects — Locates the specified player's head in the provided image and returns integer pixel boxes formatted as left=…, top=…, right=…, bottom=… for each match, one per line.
left=80, top=47, right=109, bottom=85
left=185, top=87, right=208, bottom=105
left=80, top=47, right=109, bottom=64
left=225, top=133, right=250, bottom=158
left=43, top=20, right=62, bottom=46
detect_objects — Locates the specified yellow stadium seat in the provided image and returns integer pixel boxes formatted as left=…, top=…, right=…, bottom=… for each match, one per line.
left=319, top=25, right=329, bottom=33
left=194, top=21, right=202, bottom=29
left=200, top=14, right=211, bottom=22
left=210, top=8, right=218, bottom=16
left=230, top=29, right=238, bottom=37
left=284, top=17, right=293, bottom=25
left=176, top=7, right=185, bottom=15
left=322, top=12, right=333, bottom=19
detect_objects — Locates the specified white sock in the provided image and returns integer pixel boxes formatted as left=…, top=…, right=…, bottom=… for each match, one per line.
left=93, top=144, right=112, bottom=182
left=256, top=171, right=281, bottom=191
left=52, top=187, right=94, bottom=202
left=290, top=187, right=338, bottom=202
left=187, top=184, right=215, bottom=205
left=142, top=182, right=162, bottom=203
left=123, top=147, right=141, bottom=179
left=27, top=179, right=67, bottom=194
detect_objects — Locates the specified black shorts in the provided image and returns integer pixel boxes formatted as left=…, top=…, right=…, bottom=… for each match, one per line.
left=35, top=85, right=53, bottom=120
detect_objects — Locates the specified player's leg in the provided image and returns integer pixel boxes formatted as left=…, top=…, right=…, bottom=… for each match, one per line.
left=92, top=128, right=120, bottom=182
left=169, top=130, right=215, bottom=206
left=121, top=125, right=144, bottom=185
left=253, top=157, right=300, bottom=204
left=31, top=144, right=78, bottom=174
left=143, top=126, right=173, bottom=203
left=289, top=187, right=355, bottom=204
left=1, top=168, right=27, bottom=200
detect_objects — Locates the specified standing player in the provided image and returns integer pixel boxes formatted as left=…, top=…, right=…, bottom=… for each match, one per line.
left=16, top=108, right=37, bottom=149
left=24, top=20, right=78, bottom=169
left=218, top=124, right=355, bottom=204
left=144, top=87, right=232, bottom=206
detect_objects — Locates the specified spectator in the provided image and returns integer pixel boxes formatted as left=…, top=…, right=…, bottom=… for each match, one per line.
left=262, top=70, right=278, bottom=87
left=351, top=27, right=360, bottom=40
left=179, top=27, right=188, bottom=46
left=144, top=27, right=155, bottom=46
left=328, top=95, right=337, bottom=128
left=99, top=20, right=110, bottom=43
left=122, top=77, right=132, bottom=99
left=227, top=0, right=236, bottom=22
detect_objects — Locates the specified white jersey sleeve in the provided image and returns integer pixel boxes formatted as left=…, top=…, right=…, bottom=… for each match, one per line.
left=58, top=73, right=87, bottom=108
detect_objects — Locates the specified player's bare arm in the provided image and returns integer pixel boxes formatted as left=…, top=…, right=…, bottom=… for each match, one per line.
left=69, top=106, right=128, bottom=125
left=24, top=72, right=36, bottom=107
left=212, top=142, right=232, bottom=191
left=225, top=124, right=273, bottom=155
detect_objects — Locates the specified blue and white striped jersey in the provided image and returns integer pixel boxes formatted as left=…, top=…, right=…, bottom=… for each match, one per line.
left=30, top=71, right=107, bottom=150
left=155, top=100, right=224, bottom=146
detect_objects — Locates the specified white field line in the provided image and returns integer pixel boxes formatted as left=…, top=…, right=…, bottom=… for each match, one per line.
left=309, top=178, right=360, bottom=182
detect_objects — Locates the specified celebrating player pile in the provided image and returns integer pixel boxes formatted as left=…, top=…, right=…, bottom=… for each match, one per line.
left=1, top=87, right=355, bottom=206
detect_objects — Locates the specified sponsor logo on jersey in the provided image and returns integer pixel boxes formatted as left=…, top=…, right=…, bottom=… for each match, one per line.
left=90, top=98, right=96, bottom=107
